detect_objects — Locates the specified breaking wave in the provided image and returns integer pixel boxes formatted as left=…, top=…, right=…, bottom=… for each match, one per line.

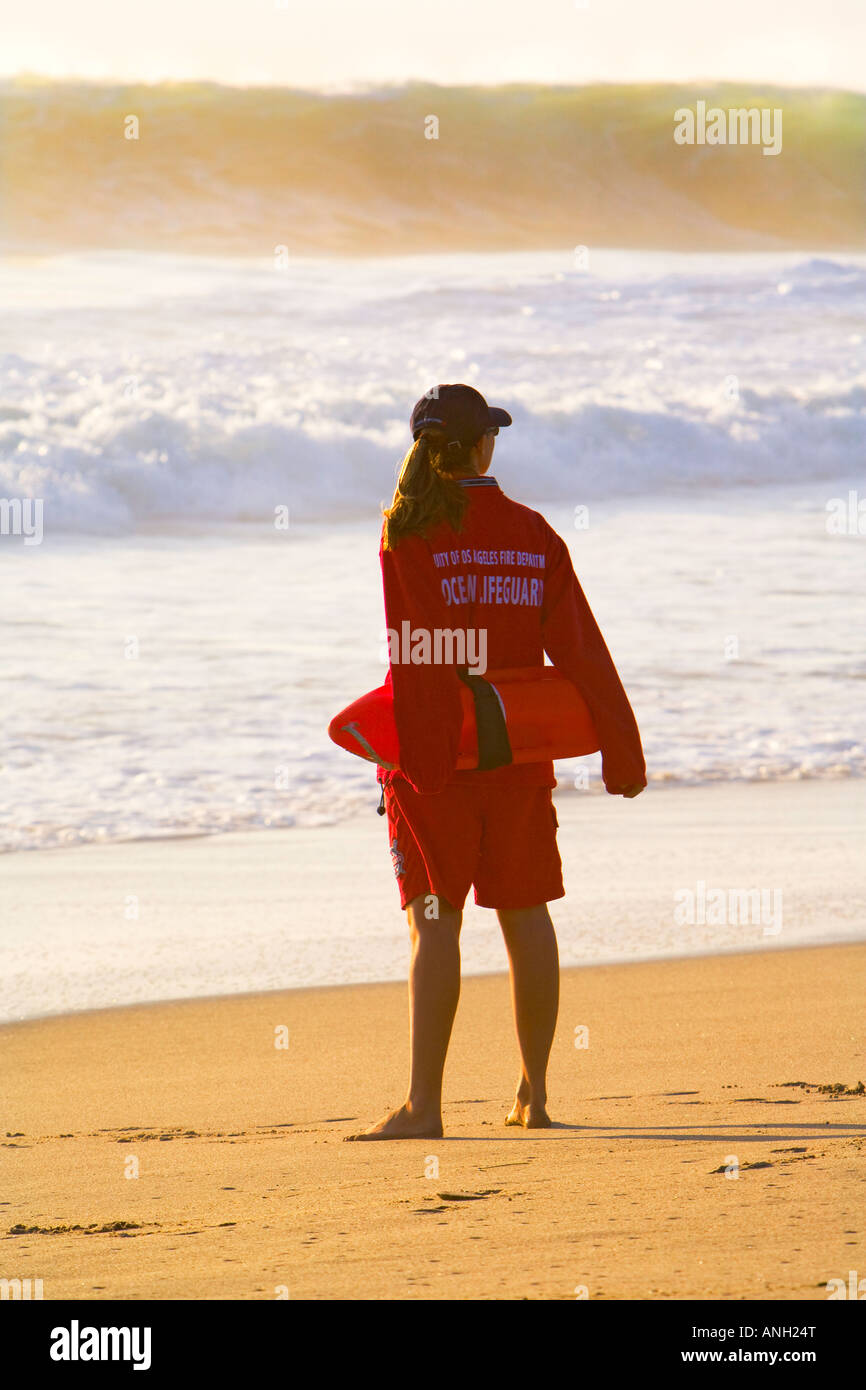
left=2, top=78, right=864, bottom=255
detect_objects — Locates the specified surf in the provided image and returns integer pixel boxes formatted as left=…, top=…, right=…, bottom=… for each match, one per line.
left=2, top=78, right=863, bottom=255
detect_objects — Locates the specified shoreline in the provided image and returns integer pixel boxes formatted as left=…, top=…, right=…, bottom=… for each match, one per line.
left=1, top=933, right=863, bottom=1036
left=2, top=779, right=864, bottom=1026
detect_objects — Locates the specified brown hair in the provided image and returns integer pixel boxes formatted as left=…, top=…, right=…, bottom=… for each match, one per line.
left=381, top=430, right=477, bottom=550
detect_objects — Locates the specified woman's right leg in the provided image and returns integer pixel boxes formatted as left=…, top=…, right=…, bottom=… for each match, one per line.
left=346, top=893, right=462, bottom=1141
left=495, top=903, right=560, bottom=1128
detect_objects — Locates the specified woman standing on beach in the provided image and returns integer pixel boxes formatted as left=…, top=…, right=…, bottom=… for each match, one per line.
left=349, top=384, right=645, bottom=1141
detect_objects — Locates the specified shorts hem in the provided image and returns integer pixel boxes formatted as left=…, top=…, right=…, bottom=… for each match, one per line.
left=473, top=884, right=565, bottom=910
left=397, top=881, right=470, bottom=912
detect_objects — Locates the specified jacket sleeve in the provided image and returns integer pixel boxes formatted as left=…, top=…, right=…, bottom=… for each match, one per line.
left=379, top=532, right=464, bottom=795
left=541, top=528, right=646, bottom=795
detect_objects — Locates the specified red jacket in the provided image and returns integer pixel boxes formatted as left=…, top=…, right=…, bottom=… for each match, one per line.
left=379, top=476, right=646, bottom=796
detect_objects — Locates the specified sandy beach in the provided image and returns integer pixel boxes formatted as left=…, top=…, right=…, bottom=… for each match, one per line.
left=2, top=938, right=864, bottom=1300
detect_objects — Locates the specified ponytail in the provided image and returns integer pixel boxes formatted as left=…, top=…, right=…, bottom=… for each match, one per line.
left=381, top=431, right=475, bottom=550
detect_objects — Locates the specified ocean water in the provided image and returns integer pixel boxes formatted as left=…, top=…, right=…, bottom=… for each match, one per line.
left=1, top=247, right=865, bottom=853
left=4, top=79, right=864, bottom=255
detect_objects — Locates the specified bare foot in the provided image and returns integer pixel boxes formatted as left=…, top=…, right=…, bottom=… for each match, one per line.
left=505, top=1098, right=551, bottom=1128
left=345, top=1103, right=443, bottom=1141
left=505, top=1083, right=552, bottom=1129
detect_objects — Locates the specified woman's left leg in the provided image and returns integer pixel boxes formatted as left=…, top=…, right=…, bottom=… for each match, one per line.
left=496, top=903, right=559, bottom=1128
left=346, top=893, right=462, bottom=1140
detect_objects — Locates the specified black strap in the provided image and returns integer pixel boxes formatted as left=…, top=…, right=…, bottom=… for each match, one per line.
left=457, top=669, right=513, bottom=771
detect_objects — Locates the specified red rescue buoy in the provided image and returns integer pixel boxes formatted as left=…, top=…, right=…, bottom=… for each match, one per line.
left=328, top=666, right=599, bottom=770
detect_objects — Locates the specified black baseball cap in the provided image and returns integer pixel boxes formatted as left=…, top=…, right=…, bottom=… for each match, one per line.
left=410, top=384, right=512, bottom=444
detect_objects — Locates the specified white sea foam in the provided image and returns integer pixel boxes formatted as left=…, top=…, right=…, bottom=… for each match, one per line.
left=1, top=250, right=864, bottom=533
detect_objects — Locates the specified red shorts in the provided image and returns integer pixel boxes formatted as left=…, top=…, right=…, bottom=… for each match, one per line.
left=382, top=774, right=564, bottom=911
